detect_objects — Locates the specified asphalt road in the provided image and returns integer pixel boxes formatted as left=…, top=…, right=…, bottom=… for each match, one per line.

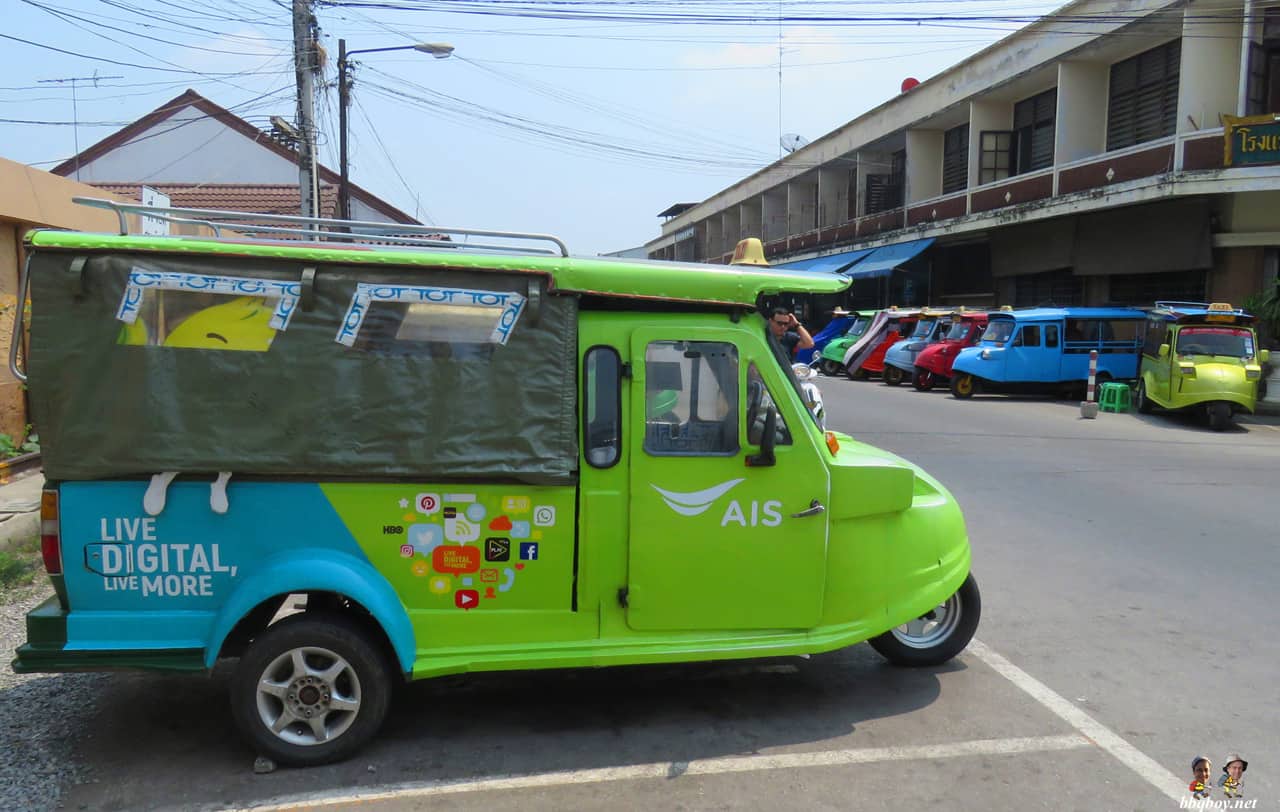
left=53, top=380, right=1280, bottom=811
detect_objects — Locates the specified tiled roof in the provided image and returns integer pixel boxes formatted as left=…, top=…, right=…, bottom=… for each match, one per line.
left=54, top=89, right=418, bottom=225
left=91, top=183, right=339, bottom=218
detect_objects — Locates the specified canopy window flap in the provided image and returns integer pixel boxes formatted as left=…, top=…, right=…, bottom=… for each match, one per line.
left=991, top=218, right=1077, bottom=278
left=775, top=247, right=875, bottom=274
left=1074, top=198, right=1212, bottom=276
left=843, top=238, right=935, bottom=279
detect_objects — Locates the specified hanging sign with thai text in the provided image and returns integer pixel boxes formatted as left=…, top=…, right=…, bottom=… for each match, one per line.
left=1224, top=114, right=1280, bottom=167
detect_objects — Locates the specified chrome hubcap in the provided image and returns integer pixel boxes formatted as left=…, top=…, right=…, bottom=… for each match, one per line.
left=891, top=592, right=962, bottom=649
left=255, top=646, right=362, bottom=746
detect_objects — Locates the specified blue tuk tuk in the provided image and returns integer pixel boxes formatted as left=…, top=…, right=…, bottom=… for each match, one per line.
left=949, top=307, right=1146, bottom=398
left=882, top=308, right=955, bottom=387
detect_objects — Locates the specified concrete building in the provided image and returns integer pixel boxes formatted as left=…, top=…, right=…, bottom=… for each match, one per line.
left=646, top=0, right=1280, bottom=318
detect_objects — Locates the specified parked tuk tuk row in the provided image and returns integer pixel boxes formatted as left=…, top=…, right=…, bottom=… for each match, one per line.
left=807, top=302, right=1270, bottom=431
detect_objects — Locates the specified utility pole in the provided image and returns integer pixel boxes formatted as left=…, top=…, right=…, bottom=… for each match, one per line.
left=292, top=0, right=320, bottom=221
left=338, top=38, right=350, bottom=222
left=38, top=72, right=122, bottom=181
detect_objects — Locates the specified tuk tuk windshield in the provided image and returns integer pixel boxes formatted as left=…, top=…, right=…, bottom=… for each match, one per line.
left=1176, top=327, right=1255, bottom=358
left=909, top=319, right=936, bottom=339
left=944, top=321, right=971, bottom=341
left=982, top=320, right=1016, bottom=343
left=845, top=316, right=870, bottom=337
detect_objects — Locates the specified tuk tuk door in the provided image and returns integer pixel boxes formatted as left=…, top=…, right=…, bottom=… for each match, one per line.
left=1152, top=325, right=1174, bottom=401
left=1004, top=322, right=1056, bottom=381
left=626, top=327, right=829, bottom=632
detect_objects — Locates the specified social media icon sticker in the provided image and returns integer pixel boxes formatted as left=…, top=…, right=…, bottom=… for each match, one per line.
left=415, top=493, right=440, bottom=515
left=480, top=568, right=499, bottom=583
left=519, top=542, right=539, bottom=561
left=466, top=503, right=487, bottom=522
left=455, top=589, right=479, bottom=610
left=445, top=515, right=480, bottom=542
left=399, top=543, right=415, bottom=558
left=533, top=506, right=556, bottom=527
left=484, top=587, right=496, bottom=599
left=411, top=560, right=430, bottom=577
left=485, top=537, right=511, bottom=562
left=428, top=575, right=452, bottom=594
left=510, top=521, right=531, bottom=539
left=433, top=546, right=480, bottom=574
left=409, top=524, right=444, bottom=556
left=502, top=496, right=531, bottom=513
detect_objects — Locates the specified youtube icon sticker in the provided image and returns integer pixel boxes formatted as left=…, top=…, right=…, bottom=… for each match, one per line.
left=454, top=589, right=479, bottom=610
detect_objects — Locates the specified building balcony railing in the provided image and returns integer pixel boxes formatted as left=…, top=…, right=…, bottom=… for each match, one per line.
left=692, top=129, right=1259, bottom=261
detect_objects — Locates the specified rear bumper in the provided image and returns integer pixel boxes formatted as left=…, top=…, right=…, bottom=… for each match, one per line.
left=11, top=595, right=205, bottom=674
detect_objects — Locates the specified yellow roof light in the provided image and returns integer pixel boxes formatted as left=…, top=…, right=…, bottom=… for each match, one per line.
left=1208, top=302, right=1234, bottom=312
left=729, top=238, right=770, bottom=266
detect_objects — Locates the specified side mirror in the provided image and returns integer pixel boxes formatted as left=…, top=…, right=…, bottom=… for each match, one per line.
left=746, top=407, right=777, bottom=467
left=1260, top=348, right=1271, bottom=364
left=1158, top=343, right=1170, bottom=358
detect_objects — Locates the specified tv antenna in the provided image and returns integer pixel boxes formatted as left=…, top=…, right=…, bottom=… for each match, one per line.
left=780, top=133, right=810, bottom=154
left=38, top=70, right=122, bottom=180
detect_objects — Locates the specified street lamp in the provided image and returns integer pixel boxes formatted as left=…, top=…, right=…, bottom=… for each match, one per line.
left=338, top=39, right=454, bottom=221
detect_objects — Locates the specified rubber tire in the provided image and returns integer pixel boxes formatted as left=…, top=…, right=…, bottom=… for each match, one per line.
left=869, top=573, right=981, bottom=667
left=1135, top=379, right=1153, bottom=414
left=950, top=373, right=976, bottom=399
left=846, top=365, right=868, bottom=381
left=1207, top=401, right=1232, bottom=432
left=913, top=369, right=935, bottom=392
left=820, top=359, right=842, bottom=377
left=883, top=366, right=904, bottom=387
left=230, top=613, right=393, bottom=767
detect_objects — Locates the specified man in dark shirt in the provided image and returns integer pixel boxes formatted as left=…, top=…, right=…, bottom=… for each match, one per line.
left=769, top=307, right=814, bottom=359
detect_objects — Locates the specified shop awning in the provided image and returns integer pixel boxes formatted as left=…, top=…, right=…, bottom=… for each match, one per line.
left=844, top=238, right=935, bottom=279
left=776, top=247, right=875, bottom=274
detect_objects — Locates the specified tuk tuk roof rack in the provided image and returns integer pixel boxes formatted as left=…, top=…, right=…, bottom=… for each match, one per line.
left=1153, top=300, right=1245, bottom=315
left=71, top=197, right=571, bottom=258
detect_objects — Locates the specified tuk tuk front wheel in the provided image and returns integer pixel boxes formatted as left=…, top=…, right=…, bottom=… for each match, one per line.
left=1207, top=401, right=1233, bottom=432
left=869, top=573, right=981, bottom=667
left=820, top=359, right=842, bottom=377
left=913, top=369, right=935, bottom=391
left=1135, top=380, right=1153, bottom=414
left=950, top=374, right=976, bottom=399
left=883, top=366, right=904, bottom=386
left=230, top=613, right=393, bottom=766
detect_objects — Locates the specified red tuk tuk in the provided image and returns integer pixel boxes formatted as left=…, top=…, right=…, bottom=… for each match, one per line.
left=912, top=310, right=989, bottom=391
left=848, top=308, right=920, bottom=380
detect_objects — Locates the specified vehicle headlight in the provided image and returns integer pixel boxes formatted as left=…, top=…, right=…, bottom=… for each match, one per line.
left=1245, top=366, right=1261, bottom=380
left=981, top=349, right=991, bottom=360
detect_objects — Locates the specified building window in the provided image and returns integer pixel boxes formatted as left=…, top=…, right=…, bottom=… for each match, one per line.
left=1107, top=40, right=1181, bottom=152
left=1247, top=43, right=1268, bottom=115
left=1013, top=88, right=1056, bottom=173
left=979, top=131, right=1014, bottom=184
left=846, top=167, right=857, bottom=221
left=942, top=123, right=969, bottom=194
left=1014, top=269, right=1082, bottom=307
left=864, top=150, right=905, bottom=214
left=1107, top=269, right=1206, bottom=306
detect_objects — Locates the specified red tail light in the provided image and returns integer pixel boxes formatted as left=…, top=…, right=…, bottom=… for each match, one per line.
left=40, top=489, right=61, bottom=575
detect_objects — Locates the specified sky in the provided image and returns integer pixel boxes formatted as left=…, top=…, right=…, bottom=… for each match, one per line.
left=1, top=0, right=1066, bottom=256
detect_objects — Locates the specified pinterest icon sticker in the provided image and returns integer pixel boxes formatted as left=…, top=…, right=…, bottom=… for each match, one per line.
left=415, top=493, right=441, bottom=516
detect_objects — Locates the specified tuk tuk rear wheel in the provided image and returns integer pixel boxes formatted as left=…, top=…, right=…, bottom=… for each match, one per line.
left=869, top=573, right=981, bottom=667
left=1207, top=401, right=1232, bottom=432
left=883, top=366, right=904, bottom=386
left=230, top=613, right=393, bottom=766
left=820, top=359, right=842, bottom=377
left=950, top=374, right=976, bottom=399
left=913, top=369, right=935, bottom=391
left=846, top=365, right=868, bottom=381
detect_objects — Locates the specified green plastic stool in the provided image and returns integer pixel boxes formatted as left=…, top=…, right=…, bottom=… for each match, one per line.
left=1098, top=381, right=1131, bottom=413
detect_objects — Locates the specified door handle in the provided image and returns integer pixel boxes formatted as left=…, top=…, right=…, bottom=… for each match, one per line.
left=791, top=499, right=825, bottom=518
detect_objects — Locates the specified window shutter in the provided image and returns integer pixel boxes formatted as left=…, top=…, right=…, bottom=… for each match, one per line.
left=1107, top=40, right=1181, bottom=151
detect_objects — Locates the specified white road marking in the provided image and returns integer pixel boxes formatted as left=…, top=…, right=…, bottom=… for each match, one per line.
left=234, top=734, right=1090, bottom=811
left=967, top=639, right=1183, bottom=802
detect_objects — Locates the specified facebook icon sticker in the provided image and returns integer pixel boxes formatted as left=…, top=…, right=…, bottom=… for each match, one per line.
left=519, top=542, right=539, bottom=561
